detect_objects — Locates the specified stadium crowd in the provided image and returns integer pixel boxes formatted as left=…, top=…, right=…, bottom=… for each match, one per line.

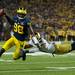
left=0, top=0, right=75, bottom=41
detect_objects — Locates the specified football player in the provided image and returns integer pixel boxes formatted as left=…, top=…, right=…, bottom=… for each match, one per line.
left=38, top=38, right=75, bottom=54
left=0, top=8, right=34, bottom=61
left=27, top=33, right=75, bottom=55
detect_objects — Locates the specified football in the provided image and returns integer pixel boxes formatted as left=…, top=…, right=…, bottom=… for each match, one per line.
left=0, top=9, right=5, bottom=16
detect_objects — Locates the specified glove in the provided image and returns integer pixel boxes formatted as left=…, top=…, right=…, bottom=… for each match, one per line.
left=0, top=9, right=5, bottom=16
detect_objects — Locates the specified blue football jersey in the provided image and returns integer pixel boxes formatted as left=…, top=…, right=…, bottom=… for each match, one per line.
left=13, top=15, right=31, bottom=41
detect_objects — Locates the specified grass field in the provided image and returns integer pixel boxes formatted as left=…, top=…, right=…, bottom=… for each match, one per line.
left=0, top=42, right=75, bottom=75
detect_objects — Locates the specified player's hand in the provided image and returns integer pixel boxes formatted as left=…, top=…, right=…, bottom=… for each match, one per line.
left=0, top=9, right=6, bottom=16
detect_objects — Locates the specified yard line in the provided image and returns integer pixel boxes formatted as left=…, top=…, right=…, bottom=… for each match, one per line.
left=0, top=59, right=14, bottom=62
left=3, top=52, right=75, bottom=56
left=0, top=67, right=75, bottom=73
left=46, top=67, right=75, bottom=70
left=3, top=52, right=51, bottom=56
left=0, top=69, right=72, bottom=73
left=0, top=60, right=75, bottom=64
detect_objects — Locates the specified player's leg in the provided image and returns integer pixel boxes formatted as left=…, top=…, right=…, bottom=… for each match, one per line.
left=20, top=49, right=29, bottom=60
left=13, top=37, right=29, bottom=60
left=13, top=37, right=22, bottom=60
left=13, top=48, right=27, bottom=60
left=22, top=41, right=35, bottom=60
left=0, top=37, right=14, bottom=57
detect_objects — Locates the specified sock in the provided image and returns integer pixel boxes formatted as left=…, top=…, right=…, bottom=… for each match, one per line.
left=0, top=48, right=5, bottom=57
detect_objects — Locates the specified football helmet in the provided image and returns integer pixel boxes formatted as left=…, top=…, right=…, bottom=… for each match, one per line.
left=17, top=8, right=27, bottom=19
left=35, top=32, right=41, bottom=39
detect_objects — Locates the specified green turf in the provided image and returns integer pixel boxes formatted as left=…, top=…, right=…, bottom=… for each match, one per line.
left=0, top=54, right=75, bottom=75
left=0, top=42, right=75, bottom=75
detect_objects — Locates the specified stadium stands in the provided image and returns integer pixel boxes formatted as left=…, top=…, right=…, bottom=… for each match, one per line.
left=0, top=0, right=75, bottom=41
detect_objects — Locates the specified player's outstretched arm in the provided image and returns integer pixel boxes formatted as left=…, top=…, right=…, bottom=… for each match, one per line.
left=29, top=24, right=35, bottom=36
left=0, top=8, right=14, bottom=25
left=5, top=14, right=14, bottom=25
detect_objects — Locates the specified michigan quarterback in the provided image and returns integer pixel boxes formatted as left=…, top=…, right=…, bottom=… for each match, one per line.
left=0, top=8, right=34, bottom=61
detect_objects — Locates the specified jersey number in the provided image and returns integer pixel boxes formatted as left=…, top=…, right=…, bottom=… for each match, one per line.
left=14, top=23, right=24, bottom=34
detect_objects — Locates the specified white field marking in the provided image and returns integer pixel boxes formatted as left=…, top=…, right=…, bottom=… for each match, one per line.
left=0, top=69, right=73, bottom=73
left=3, top=52, right=51, bottom=56
left=0, top=61, right=75, bottom=64
left=46, top=67, right=75, bottom=70
left=4, top=52, right=13, bottom=55
left=0, top=59, right=14, bottom=62
left=3, top=52, right=75, bottom=56
left=0, top=67, right=75, bottom=73
left=1, top=52, right=75, bottom=63
left=0, top=70, right=64, bottom=73
left=12, top=61, right=75, bottom=64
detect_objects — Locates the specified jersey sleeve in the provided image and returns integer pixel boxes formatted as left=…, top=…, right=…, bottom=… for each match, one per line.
left=27, top=18, right=32, bottom=26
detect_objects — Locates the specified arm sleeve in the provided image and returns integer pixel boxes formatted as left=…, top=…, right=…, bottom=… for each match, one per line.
left=27, top=18, right=35, bottom=35
left=28, top=22, right=35, bottom=35
left=5, top=14, right=14, bottom=25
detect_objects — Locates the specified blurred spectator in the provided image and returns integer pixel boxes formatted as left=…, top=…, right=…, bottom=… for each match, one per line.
left=0, top=16, right=3, bottom=41
left=0, top=0, right=75, bottom=41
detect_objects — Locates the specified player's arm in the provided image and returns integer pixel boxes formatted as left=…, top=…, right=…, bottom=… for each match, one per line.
left=4, top=14, right=14, bottom=25
left=28, top=22, right=35, bottom=36
left=0, top=8, right=14, bottom=25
